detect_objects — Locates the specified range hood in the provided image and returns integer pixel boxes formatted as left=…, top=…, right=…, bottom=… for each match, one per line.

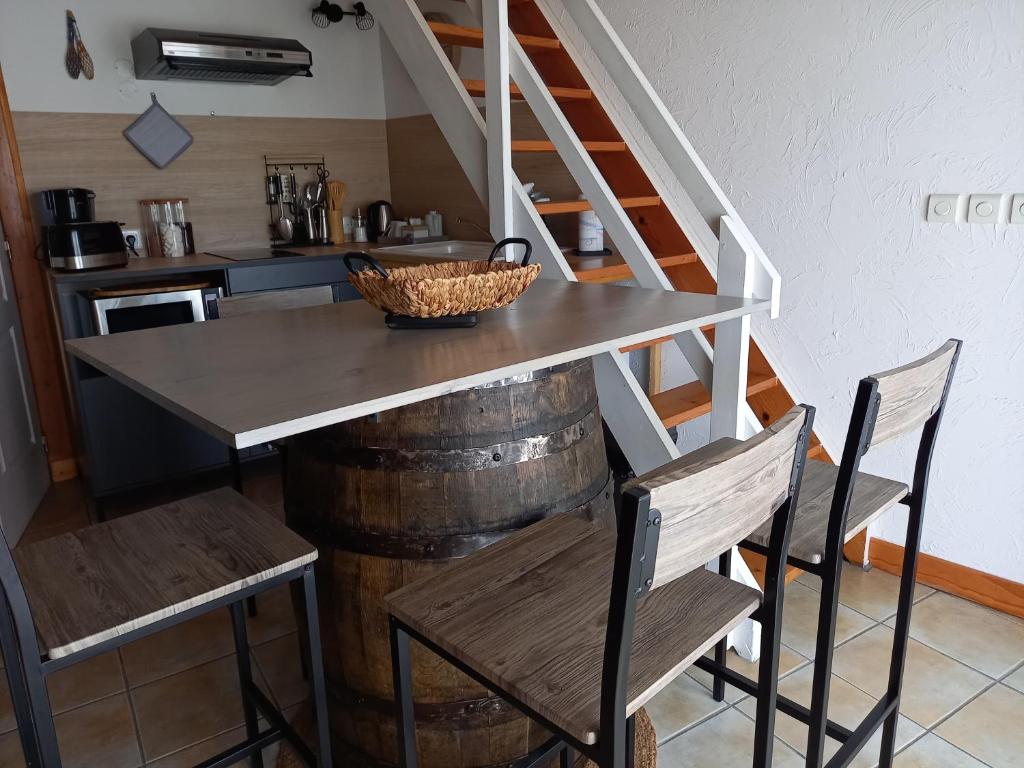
left=131, top=28, right=312, bottom=85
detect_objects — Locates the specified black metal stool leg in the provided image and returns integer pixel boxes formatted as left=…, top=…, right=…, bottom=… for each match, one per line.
left=0, top=600, right=43, bottom=767
left=230, top=601, right=264, bottom=768
left=389, top=616, right=418, bottom=768
left=625, top=713, right=636, bottom=768
left=712, top=549, right=731, bottom=702
left=878, top=505, right=924, bottom=767
left=21, top=654, right=61, bottom=767
left=560, top=746, right=575, bottom=768
left=804, top=552, right=844, bottom=767
left=302, top=566, right=332, bottom=768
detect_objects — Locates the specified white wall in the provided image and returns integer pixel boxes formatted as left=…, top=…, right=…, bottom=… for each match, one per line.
left=594, top=0, right=1024, bottom=582
left=0, top=0, right=387, bottom=118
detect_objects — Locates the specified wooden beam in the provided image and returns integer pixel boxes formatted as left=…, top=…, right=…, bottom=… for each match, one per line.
left=428, top=20, right=561, bottom=51
left=0, top=63, right=75, bottom=480
left=650, top=372, right=777, bottom=429
left=462, top=79, right=593, bottom=101
left=534, top=195, right=659, bottom=215
left=483, top=0, right=513, bottom=240
left=511, top=139, right=626, bottom=153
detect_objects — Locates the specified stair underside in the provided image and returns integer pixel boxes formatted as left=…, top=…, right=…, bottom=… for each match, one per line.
left=535, top=196, right=660, bottom=215
left=651, top=372, right=779, bottom=428
left=429, top=20, right=561, bottom=51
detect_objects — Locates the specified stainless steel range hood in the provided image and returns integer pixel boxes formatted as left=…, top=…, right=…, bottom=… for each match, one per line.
left=131, top=28, right=313, bottom=85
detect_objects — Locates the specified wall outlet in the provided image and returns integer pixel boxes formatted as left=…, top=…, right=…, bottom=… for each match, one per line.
left=120, top=228, right=143, bottom=254
left=967, top=194, right=1003, bottom=224
left=1010, top=194, right=1024, bottom=224
left=926, top=194, right=960, bottom=223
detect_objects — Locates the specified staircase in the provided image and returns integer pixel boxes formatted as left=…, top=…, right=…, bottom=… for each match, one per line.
left=374, top=0, right=833, bottom=648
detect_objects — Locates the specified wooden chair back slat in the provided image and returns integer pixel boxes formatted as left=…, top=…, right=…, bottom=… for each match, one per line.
left=869, top=339, right=959, bottom=447
left=216, top=285, right=334, bottom=319
left=628, top=406, right=809, bottom=590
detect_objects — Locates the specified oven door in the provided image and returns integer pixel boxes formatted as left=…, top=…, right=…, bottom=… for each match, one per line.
left=91, top=288, right=209, bottom=335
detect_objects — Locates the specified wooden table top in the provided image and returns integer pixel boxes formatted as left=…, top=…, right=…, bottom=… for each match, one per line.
left=65, top=280, right=770, bottom=449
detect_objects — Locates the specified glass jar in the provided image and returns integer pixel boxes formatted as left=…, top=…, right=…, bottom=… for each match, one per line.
left=140, top=198, right=193, bottom=258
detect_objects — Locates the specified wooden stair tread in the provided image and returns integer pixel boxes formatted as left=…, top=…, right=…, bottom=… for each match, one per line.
left=428, top=20, right=561, bottom=51
left=535, top=196, right=660, bottom=215
left=511, top=139, right=627, bottom=153
left=650, top=373, right=778, bottom=428
left=462, top=79, right=593, bottom=102
left=573, top=252, right=698, bottom=284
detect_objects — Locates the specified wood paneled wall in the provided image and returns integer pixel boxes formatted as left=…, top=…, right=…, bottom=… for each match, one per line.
left=13, top=113, right=391, bottom=253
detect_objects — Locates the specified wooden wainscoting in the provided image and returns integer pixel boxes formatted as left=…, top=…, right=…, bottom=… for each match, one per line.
left=846, top=532, right=1024, bottom=620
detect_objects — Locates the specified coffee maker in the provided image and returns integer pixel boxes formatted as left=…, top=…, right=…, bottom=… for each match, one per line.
left=38, top=188, right=128, bottom=271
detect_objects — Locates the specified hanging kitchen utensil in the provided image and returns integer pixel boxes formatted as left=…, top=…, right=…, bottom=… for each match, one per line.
left=123, top=93, right=194, bottom=169
left=64, top=11, right=81, bottom=79
left=67, top=10, right=94, bottom=80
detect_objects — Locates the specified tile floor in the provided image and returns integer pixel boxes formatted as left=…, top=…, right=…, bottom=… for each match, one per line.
left=3, top=465, right=1023, bottom=767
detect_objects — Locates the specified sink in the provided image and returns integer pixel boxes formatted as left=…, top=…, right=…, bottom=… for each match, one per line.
left=371, top=241, right=493, bottom=262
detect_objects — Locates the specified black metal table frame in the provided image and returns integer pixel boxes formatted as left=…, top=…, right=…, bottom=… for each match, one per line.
left=0, top=556, right=332, bottom=768
left=699, top=341, right=961, bottom=768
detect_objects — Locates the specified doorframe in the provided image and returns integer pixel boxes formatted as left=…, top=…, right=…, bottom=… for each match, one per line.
left=0, top=61, right=76, bottom=481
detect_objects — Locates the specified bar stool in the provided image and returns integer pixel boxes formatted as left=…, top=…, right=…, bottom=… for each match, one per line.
left=0, top=487, right=332, bottom=768
left=386, top=405, right=815, bottom=768
left=703, top=339, right=962, bottom=767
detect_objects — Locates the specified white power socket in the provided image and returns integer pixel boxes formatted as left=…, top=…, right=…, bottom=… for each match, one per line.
left=121, top=228, right=143, bottom=254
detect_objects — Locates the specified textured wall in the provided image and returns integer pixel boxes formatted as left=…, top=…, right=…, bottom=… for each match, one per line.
left=0, top=0, right=387, bottom=118
left=593, top=0, right=1024, bottom=581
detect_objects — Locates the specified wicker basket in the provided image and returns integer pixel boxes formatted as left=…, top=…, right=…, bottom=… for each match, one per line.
left=344, top=238, right=540, bottom=320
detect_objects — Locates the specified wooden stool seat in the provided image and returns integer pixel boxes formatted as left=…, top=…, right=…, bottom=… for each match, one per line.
left=745, top=460, right=908, bottom=565
left=387, top=513, right=761, bottom=745
left=14, top=487, right=317, bottom=659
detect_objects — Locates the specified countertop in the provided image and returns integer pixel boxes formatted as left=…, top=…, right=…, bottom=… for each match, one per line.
left=65, top=281, right=772, bottom=448
left=46, top=246, right=351, bottom=287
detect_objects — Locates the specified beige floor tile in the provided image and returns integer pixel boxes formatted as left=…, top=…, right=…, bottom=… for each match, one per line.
left=887, top=591, right=1024, bottom=677
left=892, top=732, right=988, bottom=767
left=737, top=664, right=922, bottom=768
left=935, top=684, right=1024, bottom=767
left=131, top=655, right=247, bottom=761
left=780, top=581, right=875, bottom=659
left=0, top=651, right=124, bottom=734
left=120, top=608, right=235, bottom=687
left=246, top=584, right=299, bottom=646
left=830, top=624, right=990, bottom=727
left=253, top=633, right=308, bottom=710
left=647, top=673, right=728, bottom=743
left=0, top=693, right=142, bottom=768
left=798, top=564, right=933, bottom=622
left=1003, top=664, right=1024, bottom=694
left=685, top=645, right=808, bottom=704
left=656, top=707, right=804, bottom=767
left=47, top=650, right=125, bottom=714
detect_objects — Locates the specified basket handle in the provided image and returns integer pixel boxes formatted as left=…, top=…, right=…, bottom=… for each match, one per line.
left=487, top=238, right=533, bottom=266
left=343, top=251, right=389, bottom=278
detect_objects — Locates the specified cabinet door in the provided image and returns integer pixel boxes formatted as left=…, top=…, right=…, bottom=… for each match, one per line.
left=0, top=223, right=49, bottom=543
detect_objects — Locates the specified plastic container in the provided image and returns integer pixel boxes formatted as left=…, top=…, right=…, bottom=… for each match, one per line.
left=577, top=195, right=604, bottom=253
left=426, top=210, right=443, bottom=237
left=141, top=198, right=193, bottom=257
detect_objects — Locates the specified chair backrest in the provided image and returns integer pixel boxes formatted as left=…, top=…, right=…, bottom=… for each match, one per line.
left=866, top=339, right=960, bottom=448
left=626, top=405, right=813, bottom=591
left=216, top=285, right=334, bottom=319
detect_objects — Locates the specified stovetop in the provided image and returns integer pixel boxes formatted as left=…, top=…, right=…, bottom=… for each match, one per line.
left=204, top=248, right=302, bottom=262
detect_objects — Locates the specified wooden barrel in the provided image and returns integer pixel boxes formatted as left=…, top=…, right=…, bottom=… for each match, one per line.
left=285, top=359, right=612, bottom=768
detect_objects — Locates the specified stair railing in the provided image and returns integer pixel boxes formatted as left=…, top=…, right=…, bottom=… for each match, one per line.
left=538, top=0, right=782, bottom=319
